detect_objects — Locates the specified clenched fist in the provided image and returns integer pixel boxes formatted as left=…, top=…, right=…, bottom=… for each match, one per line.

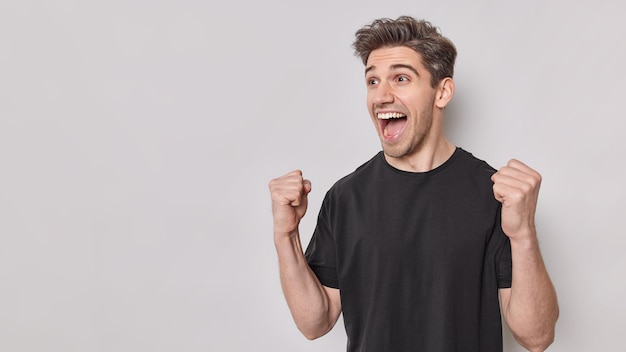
left=491, top=159, right=542, bottom=240
left=269, top=170, right=312, bottom=237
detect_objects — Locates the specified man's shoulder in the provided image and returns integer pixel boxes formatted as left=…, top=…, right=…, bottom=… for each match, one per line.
left=318, top=152, right=384, bottom=203
left=454, top=147, right=497, bottom=177
left=449, top=148, right=504, bottom=201
left=332, top=151, right=383, bottom=188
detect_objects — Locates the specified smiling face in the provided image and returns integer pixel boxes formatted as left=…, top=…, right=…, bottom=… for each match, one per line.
left=365, top=46, right=453, bottom=170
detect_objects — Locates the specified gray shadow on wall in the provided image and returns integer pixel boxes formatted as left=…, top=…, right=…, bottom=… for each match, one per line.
left=443, top=89, right=470, bottom=147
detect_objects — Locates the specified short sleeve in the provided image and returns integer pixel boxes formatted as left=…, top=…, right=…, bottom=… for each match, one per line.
left=304, top=192, right=340, bottom=289
left=496, top=238, right=512, bottom=288
left=493, top=208, right=512, bottom=288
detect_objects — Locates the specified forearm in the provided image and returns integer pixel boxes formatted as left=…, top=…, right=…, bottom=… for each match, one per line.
left=504, top=232, right=559, bottom=351
left=275, top=232, right=339, bottom=339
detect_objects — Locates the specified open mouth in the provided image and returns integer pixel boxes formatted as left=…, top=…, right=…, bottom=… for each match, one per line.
left=378, top=112, right=408, bottom=139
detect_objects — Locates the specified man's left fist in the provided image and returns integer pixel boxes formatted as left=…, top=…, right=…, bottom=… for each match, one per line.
left=491, top=159, right=542, bottom=240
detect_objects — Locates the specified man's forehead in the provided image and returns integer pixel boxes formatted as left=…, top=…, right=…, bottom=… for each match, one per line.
left=365, top=47, right=425, bottom=73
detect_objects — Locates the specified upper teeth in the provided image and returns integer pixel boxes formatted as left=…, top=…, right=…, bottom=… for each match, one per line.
left=378, top=112, right=405, bottom=119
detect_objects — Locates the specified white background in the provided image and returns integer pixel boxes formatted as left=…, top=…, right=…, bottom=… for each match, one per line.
left=1, top=0, right=624, bottom=351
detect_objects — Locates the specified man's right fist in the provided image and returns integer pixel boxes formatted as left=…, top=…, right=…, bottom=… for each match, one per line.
left=269, top=170, right=312, bottom=236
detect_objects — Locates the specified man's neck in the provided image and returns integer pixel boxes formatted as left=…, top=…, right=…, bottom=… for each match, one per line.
left=384, top=139, right=456, bottom=173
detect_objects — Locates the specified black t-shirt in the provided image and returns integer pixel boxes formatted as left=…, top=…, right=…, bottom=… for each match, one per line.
left=305, top=148, right=512, bottom=352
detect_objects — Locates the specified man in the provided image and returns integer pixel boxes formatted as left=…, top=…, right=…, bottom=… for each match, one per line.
left=269, top=16, right=558, bottom=352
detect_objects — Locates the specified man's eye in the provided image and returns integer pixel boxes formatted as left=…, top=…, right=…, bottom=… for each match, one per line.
left=367, top=78, right=378, bottom=85
left=397, top=75, right=409, bottom=82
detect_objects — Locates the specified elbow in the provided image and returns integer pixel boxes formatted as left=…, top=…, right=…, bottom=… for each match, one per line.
left=302, top=331, right=323, bottom=341
left=297, top=316, right=336, bottom=340
left=508, top=301, right=559, bottom=351
left=510, top=313, right=558, bottom=352
left=514, top=328, right=555, bottom=352
left=300, top=324, right=332, bottom=340
left=519, top=335, right=555, bottom=352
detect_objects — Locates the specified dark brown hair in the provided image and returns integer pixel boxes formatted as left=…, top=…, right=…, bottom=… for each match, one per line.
left=353, top=16, right=457, bottom=87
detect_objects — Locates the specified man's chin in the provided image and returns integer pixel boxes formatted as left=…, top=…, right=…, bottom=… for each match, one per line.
left=381, top=145, right=407, bottom=159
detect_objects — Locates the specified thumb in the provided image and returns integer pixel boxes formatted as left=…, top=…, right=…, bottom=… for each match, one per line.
left=303, top=179, right=312, bottom=195
left=289, top=179, right=312, bottom=207
left=493, top=188, right=503, bottom=204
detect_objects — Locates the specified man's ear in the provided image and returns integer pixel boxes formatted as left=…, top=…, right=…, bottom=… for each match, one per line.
left=435, top=77, right=454, bottom=109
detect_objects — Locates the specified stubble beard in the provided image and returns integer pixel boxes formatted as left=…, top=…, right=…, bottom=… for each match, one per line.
left=381, top=108, right=434, bottom=160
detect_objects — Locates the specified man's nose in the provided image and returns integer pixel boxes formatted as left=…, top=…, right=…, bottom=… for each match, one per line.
left=373, top=81, right=394, bottom=105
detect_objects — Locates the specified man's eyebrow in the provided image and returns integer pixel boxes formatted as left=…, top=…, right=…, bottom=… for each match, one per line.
left=390, top=64, right=420, bottom=77
left=364, top=64, right=420, bottom=77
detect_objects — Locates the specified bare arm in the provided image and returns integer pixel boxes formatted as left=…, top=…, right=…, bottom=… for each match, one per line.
left=269, top=170, right=342, bottom=340
left=492, top=160, right=559, bottom=351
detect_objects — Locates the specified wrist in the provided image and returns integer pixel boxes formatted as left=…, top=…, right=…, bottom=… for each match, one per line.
left=274, top=230, right=307, bottom=267
left=274, top=229, right=300, bottom=243
left=507, top=230, right=539, bottom=249
left=504, top=221, right=536, bottom=241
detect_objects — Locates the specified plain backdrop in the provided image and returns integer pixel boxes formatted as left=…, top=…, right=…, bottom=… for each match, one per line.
left=1, top=0, right=624, bottom=351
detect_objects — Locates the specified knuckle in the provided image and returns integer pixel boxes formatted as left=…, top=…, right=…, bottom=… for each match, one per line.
left=520, top=184, right=532, bottom=194
left=533, top=173, right=542, bottom=185
left=511, top=191, right=525, bottom=202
